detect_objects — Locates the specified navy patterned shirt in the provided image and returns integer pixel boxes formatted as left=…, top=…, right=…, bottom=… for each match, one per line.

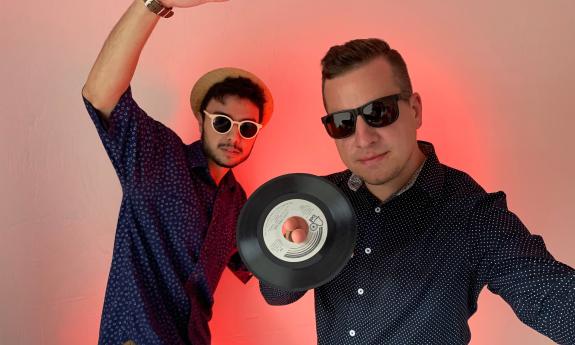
left=84, top=87, right=251, bottom=345
left=260, top=141, right=575, bottom=344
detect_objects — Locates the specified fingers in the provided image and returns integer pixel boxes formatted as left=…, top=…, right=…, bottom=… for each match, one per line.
left=282, top=216, right=309, bottom=243
left=283, top=217, right=300, bottom=231
left=290, top=229, right=308, bottom=244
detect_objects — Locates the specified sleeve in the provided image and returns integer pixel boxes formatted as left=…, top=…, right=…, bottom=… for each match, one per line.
left=259, top=280, right=307, bottom=306
left=468, top=192, right=575, bottom=344
left=227, top=250, right=253, bottom=284
left=227, top=187, right=253, bottom=284
left=83, top=86, right=184, bottom=191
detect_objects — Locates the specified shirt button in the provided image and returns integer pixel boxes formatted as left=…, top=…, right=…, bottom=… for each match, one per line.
left=375, top=206, right=381, bottom=213
left=365, top=248, right=372, bottom=254
left=357, top=288, right=364, bottom=295
left=349, top=330, right=356, bottom=337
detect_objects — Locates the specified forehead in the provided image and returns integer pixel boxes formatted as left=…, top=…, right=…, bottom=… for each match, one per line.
left=205, top=95, right=259, bottom=122
left=323, top=57, right=400, bottom=113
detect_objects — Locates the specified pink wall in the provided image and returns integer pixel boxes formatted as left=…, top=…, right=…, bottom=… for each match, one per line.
left=1, top=0, right=574, bottom=344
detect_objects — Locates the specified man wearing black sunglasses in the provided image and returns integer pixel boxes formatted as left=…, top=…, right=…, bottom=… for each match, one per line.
left=82, top=0, right=272, bottom=344
left=260, top=38, right=574, bottom=344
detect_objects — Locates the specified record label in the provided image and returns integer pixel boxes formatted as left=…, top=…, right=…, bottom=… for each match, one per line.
left=263, top=198, right=328, bottom=262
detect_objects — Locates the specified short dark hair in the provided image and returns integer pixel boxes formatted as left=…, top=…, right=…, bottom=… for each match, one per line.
left=321, top=38, right=413, bottom=104
left=200, top=76, right=266, bottom=123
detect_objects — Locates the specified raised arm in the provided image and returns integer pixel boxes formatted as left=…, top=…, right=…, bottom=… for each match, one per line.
left=82, top=0, right=227, bottom=118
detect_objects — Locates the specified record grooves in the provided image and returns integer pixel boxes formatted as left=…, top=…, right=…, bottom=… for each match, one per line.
left=237, top=173, right=356, bottom=291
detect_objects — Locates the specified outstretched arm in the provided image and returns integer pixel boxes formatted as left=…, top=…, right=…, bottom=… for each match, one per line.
left=82, top=0, right=227, bottom=119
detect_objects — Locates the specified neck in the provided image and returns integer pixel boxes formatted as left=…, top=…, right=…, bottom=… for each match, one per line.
left=365, top=146, right=426, bottom=202
left=208, top=160, right=230, bottom=186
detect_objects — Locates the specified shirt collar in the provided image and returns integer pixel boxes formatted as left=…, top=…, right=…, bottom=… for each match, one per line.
left=187, top=140, right=209, bottom=169
left=412, top=141, right=445, bottom=204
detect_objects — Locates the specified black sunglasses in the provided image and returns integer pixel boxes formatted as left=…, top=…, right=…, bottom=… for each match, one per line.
left=204, top=111, right=262, bottom=139
left=321, top=93, right=409, bottom=139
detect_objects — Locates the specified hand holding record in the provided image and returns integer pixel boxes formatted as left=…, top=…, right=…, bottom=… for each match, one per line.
left=237, top=173, right=356, bottom=291
left=282, top=216, right=309, bottom=244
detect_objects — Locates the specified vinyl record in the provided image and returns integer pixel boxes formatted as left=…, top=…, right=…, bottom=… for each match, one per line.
left=237, top=173, right=356, bottom=291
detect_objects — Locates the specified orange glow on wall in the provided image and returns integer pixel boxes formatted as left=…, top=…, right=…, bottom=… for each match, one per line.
left=1, top=1, right=574, bottom=344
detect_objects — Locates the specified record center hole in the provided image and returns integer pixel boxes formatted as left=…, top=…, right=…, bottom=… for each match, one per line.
left=282, top=216, right=309, bottom=244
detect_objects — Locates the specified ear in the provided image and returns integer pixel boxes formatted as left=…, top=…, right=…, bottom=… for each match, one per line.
left=197, top=113, right=205, bottom=134
left=410, top=92, right=423, bottom=129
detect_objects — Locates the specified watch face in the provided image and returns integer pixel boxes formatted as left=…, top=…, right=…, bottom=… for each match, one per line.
left=145, top=0, right=173, bottom=17
left=151, top=0, right=163, bottom=13
left=145, top=0, right=162, bottom=13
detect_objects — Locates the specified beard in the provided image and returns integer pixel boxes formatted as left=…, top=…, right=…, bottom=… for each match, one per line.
left=201, top=131, right=250, bottom=169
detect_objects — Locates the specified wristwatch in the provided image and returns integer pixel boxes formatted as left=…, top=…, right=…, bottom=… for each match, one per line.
left=143, top=0, right=174, bottom=18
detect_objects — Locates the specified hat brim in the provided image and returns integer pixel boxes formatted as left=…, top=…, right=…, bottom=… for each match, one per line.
left=190, top=67, right=273, bottom=127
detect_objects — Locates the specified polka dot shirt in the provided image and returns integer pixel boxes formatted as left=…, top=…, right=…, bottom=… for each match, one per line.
left=260, top=141, right=575, bottom=344
left=84, top=87, right=252, bottom=345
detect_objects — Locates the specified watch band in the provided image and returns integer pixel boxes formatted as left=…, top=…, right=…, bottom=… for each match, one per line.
left=143, top=0, right=174, bottom=18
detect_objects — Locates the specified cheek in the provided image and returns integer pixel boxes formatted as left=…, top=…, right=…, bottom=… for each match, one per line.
left=203, top=128, right=220, bottom=146
left=200, top=121, right=209, bottom=138
left=398, top=110, right=420, bottom=133
left=335, top=140, right=353, bottom=161
left=241, top=139, right=256, bottom=152
left=398, top=123, right=418, bottom=143
left=385, top=119, right=413, bottom=143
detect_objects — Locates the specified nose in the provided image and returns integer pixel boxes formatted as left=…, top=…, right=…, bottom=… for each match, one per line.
left=226, top=123, right=242, bottom=143
left=353, top=115, right=378, bottom=147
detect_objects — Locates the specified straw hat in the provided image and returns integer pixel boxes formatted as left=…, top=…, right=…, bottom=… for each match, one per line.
left=190, top=67, right=273, bottom=126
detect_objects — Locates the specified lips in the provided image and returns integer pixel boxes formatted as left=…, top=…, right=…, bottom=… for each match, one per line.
left=358, top=151, right=388, bottom=164
left=220, top=145, right=242, bottom=154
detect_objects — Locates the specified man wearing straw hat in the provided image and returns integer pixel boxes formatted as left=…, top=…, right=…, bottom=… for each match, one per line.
left=82, top=0, right=271, bottom=344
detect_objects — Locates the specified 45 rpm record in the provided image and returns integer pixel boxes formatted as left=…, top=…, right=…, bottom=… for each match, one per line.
left=237, top=173, right=356, bottom=291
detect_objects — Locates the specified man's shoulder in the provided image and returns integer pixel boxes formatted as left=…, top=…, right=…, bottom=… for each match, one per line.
left=438, top=163, right=509, bottom=213
left=440, top=163, right=485, bottom=197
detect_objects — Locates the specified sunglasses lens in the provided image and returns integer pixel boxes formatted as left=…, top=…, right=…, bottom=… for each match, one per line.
left=321, top=95, right=402, bottom=139
left=212, top=115, right=232, bottom=133
left=239, top=123, right=259, bottom=138
left=324, top=112, right=355, bottom=139
left=362, top=100, right=398, bottom=127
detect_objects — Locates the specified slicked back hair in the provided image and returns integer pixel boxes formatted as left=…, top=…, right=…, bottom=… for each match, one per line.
left=321, top=38, right=413, bottom=108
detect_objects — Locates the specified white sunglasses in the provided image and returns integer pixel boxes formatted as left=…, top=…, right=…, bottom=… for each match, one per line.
left=204, top=111, right=262, bottom=139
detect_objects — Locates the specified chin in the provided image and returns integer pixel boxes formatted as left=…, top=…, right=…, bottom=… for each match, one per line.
left=216, top=160, right=238, bottom=169
left=363, top=176, right=394, bottom=186
left=355, top=167, right=398, bottom=186
left=216, top=155, right=248, bottom=169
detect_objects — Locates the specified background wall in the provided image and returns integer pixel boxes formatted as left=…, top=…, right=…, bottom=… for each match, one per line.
left=1, top=0, right=574, bottom=344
